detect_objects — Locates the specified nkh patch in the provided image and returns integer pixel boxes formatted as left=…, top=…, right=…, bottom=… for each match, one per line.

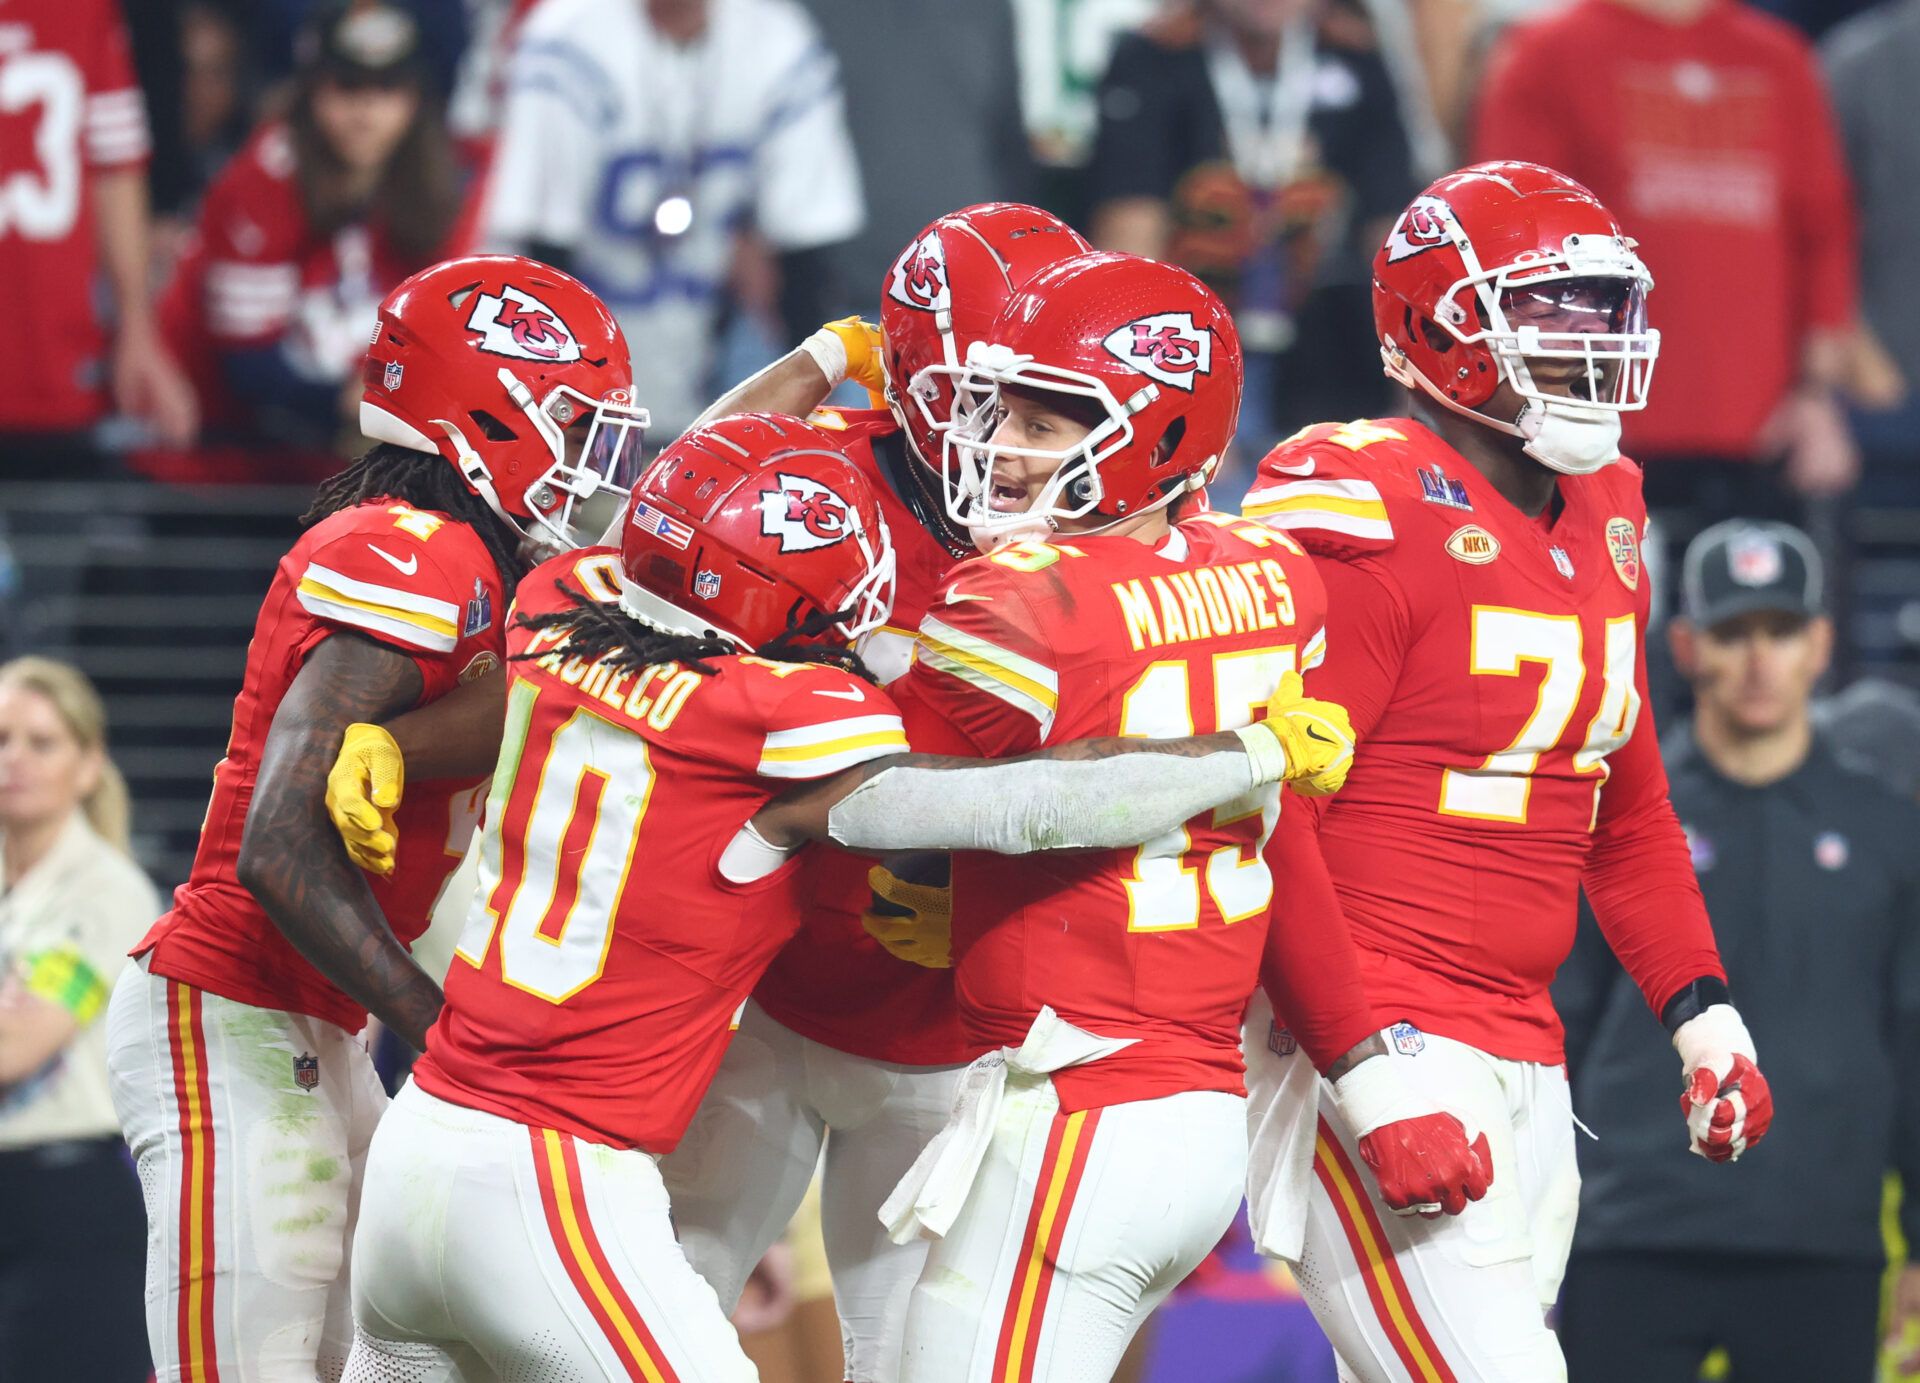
left=293, top=1052, right=320, bottom=1091
left=1389, top=1022, right=1425, bottom=1056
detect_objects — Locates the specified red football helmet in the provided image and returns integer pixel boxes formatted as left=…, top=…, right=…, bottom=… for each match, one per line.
left=360, top=254, right=648, bottom=549
left=1372, top=161, right=1660, bottom=474
left=929, top=251, right=1242, bottom=548
left=617, top=413, right=896, bottom=650
left=879, top=203, right=1091, bottom=472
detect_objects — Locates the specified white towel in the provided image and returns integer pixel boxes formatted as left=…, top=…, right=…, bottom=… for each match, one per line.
left=879, top=1006, right=1135, bottom=1245
left=1241, top=990, right=1325, bottom=1263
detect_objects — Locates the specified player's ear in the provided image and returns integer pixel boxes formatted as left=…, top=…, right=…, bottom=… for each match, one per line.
left=1667, top=618, right=1698, bottom=679
left=1807, top=615, right=1834, bottom=680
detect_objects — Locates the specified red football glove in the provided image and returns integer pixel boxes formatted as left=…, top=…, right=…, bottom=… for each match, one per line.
left=1330, top=1053, right=1494, bottom=1218
left=1673, top=1006, right=1773, bottom=1163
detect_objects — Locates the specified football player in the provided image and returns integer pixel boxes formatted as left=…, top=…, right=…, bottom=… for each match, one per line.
left=103, top=253, right=646, bottom=1381
left=1238, top=163, right=1777, bottom=1382
left=875, top=250, right=1493, bottom=1383
left=332, top=203, right=1102, bottom=1382
left=340, top=412, right=1354, bottom=1381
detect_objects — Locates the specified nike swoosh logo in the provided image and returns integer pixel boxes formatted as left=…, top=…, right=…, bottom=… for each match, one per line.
left=944, top=589, right=993, bottom=605
left=1305, top=725, right=1337, bottom=745
left=1269, top=457, right=1317, bottom=476
left=814, top=687, right=866, bottom=701
left=367, top=544, right=418, bottom=577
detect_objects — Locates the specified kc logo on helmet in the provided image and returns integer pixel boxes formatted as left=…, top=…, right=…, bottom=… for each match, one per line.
left=466, top=285, right=581, bottom=363
left=1384, top=195, right=1454, bottom=263
left=886, top=230, right=949, bottom=313
left=761, top=472, right=856, bottom=553
left=1103, top=312, right=1212, bottom=392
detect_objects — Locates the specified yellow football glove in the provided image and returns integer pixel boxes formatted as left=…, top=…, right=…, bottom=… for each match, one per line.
left=820, top=315, right=889, bottom=406
left=325, top=722, right=406, bottom=875
left=861, top=862, right=953, bottom=969
left=1257, top=670, right=1356, bottom=797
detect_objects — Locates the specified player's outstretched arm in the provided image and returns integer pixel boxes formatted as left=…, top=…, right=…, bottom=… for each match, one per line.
left=325, top=668, right=509, bottom=874
left=690, top=317, right=886, bottom=431
left=751, top=671, right=1356, bottom=854
left=236, top=633, right=446, bottom=1051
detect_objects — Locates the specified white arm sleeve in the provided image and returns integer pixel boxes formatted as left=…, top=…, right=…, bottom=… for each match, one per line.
left=825, top=738, right=1271, bottom=855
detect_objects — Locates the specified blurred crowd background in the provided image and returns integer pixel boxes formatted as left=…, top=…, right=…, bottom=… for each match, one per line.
left=1, top=0, right=1916, bottom=1378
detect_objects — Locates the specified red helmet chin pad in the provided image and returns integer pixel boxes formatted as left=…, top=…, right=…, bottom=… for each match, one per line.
left=617, top=413, right=895, bottom=650
left=878, top=203, right=1091, bottom=468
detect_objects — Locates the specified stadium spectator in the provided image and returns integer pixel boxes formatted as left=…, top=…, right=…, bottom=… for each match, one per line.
left=1554, top=519, right=1920, bottom=1383
left=478, top=0, right=865, bottom=439
left=0, top=657, right=160, bottom=1382
left=1086, top=0, right=1415, bottom=458
left=148, top=0, right=466, bottom=481
left=1824, top=0, right=1920, bottom=501
left=796, top=0, right=1035, bottom=298
left=1473, top=0, right=1866, bottom=523
left=1009, top=0, right=1157, bottom=221
left=0, top=0, right=198, bottom=474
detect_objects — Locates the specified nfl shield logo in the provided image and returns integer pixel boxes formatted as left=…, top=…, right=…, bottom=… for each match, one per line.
left=693, top=569, right=722, bottom=600
left=293, top=1053, right=319, bottom=1091
left=383, top=360, right=404, bottom=392
left=1390, top=1022, right=1425, bottom=1056
left=1550, top=546, right=1576, bottom=580
left=1268, top=1022, right=1297, bottom=1057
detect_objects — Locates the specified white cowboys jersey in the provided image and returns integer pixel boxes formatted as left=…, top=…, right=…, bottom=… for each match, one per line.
left=483, top=0, right=865, bottom=434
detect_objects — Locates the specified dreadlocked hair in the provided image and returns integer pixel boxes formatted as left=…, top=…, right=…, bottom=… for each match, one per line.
left=511, top=582, right=879, bottom=683
left=303, top=444, right=531, bottom=589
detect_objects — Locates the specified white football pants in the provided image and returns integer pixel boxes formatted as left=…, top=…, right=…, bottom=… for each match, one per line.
left=1245, top=1006, right=1580, bottom=1383
left=106, top=959, right=388, bottom=1383
left=343, top=1081, right=754, bottom=1382
left=899, top=1081, right=1246, bottom=1383
left=661, top=999, right=963, bottom=1383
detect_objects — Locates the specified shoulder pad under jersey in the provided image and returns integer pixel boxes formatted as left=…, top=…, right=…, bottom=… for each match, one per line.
left=1240, top=419, right=1454, bottom=559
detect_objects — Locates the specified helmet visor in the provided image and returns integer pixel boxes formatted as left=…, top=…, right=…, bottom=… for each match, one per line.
left=533, top=383, right=650, bottom=549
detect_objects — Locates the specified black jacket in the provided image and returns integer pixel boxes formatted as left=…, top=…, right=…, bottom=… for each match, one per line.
left=1554, top=729, right=1920, bottom=1263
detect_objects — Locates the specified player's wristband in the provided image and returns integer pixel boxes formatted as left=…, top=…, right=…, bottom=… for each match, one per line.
left=1659, top=975, right=1733, bottom=1036
left=799, top=326, right=850, bottom=388
left=1232, top=723, right=1289, bottom=784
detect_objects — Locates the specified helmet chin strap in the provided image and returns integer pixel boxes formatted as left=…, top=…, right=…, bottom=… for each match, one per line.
left=1385, top=345, right=1622, bottom=477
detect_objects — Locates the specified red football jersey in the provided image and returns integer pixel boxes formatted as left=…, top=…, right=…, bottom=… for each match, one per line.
left=136, top=499, right=507, bottom=1032
left=748, top=406, right=977, bottom=1066
left=890, top=515, right=1330, bottom=1112
left=1244, top=417, right=1721, bottom=1063
left=0, top=0, right=150, bottom=430
left=157, top=123, right=438, bottom=439
left=413, top=549, right=912, bottom=1152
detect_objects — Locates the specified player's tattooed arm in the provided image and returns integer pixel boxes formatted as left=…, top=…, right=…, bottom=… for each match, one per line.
left=691, top=351, right=836, bottom=431
left=1324, top=1033, right=1389, bottom=1081
left=379, top=663, right=507, bottom=780
left=236, top=633, right=445, bottom=1050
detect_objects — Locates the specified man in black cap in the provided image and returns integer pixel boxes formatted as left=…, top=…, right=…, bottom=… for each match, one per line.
left=1554, top=517, right=1920, bottom=1383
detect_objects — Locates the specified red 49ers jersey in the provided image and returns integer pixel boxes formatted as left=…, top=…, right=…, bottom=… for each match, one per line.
left=136, top=499, right=506, bottom=1032
left=0, top=0, right=149, bottom=430
left=891, top=515, right=1329, bottom=1112
left=413, top=549, right=911, bottom=1152
left=749, top=406, right=977, bottom=1066
left=1245, top=417, right=1718, bottom=1063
